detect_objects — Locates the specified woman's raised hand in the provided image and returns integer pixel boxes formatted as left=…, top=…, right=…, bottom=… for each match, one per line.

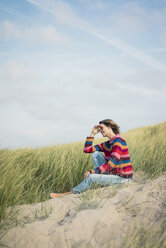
left=90, top=125, right=101, bottom=137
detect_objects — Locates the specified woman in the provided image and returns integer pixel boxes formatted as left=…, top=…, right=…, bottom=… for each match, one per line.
left=50, top=119, right=133, bottom=198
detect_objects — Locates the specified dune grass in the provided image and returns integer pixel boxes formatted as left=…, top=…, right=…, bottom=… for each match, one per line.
left=122, top=216, right=166, bottom=248
left=123, top=121, right=166, bottom=178
left=0, top=121, right=166, bottom=222
left=0, top=142, right=92, bottom=221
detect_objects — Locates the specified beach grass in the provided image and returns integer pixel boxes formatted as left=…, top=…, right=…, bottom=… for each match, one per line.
left=0, top=121, right=166, bottom=222
left=122, top=217, right=166, bottom=248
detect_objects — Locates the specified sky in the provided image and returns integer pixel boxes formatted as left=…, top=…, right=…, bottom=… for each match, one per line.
left=0, top=0, right=166, bottom=149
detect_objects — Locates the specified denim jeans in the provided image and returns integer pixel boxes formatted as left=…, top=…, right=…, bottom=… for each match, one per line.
left=72, top=151, right=132, bottom=194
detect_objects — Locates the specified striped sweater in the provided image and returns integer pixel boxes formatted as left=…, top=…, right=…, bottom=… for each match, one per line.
left=84, top=134, right=133, bottom=178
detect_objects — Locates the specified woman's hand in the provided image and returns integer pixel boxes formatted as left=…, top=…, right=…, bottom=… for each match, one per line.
left=90, top=125, right=101, bottom=137
left=84, top=171, right=90, bottom=179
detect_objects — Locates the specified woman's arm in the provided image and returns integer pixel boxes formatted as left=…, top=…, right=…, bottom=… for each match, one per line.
left=84, top=125, right=104, bottom=153
left=89, top=125, right=100, bottom=138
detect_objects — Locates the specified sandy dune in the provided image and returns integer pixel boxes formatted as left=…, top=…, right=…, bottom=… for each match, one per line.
left=1, top=173, right=166, bottom=248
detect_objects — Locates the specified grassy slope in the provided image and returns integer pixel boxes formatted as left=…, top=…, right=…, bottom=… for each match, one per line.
left=0, top=121, right=166, bottom=221
left=123, top=121, right=166, bottom=177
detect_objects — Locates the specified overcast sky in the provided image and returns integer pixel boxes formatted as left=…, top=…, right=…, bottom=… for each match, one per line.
left=0, top=0, right=166, bottom=149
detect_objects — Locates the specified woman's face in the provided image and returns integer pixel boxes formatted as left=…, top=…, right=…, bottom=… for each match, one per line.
left=98, top=124, right=111, bottom=137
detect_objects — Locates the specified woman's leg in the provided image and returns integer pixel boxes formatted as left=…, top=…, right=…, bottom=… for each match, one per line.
left=50, top=152, right=106, bottom=199
left=50, top=191, right=73, bottom=198
left=72, top=174, right=131, bottom=194
left=50, top=174, right=131, bottom=198
left=50, top=152, right=131, bottom=198
left=92, top=151, right=108, bottom=174
left=92, top=151, right=106, bottom=168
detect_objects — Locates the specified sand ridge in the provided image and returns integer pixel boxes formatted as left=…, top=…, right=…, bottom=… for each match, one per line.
left=1, top=173, right=166, bottom=248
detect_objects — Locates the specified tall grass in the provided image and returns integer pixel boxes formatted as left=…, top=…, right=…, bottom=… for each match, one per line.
left=123, top=121, right=166, bottom=177
left=0, top=121, right=166, bottom=221
left=0, top=142, right=92, bottom=221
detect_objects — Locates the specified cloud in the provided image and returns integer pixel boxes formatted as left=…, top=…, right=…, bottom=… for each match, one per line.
left=146, top=47, right=166, bottom=53
left=0, top=59, right=38, bottom=82
left=26, top=0, right=166, bottom=73
left=1, top=60, right=165, bottom=129
left=90, top=69, right=166, bottom=103
left=122, top=70, right=166, bottom=89
left=0, top=20, right=68, bottom=44
left=1, top=57, right=165, bottom=105
left=0, top=60, right=165, bottom=148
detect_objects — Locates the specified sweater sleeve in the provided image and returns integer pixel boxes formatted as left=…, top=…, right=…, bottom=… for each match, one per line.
left=84, top=137, right=104, bottom=153
left=89, top=139, right=123, bottom=174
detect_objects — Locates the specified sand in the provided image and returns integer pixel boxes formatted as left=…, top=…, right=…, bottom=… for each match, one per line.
left=1, top=172, right=166, bottom=248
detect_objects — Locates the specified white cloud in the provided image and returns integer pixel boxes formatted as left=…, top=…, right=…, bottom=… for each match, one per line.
left=122, top=70, right=166, bottom=89
left=0, top=59, right=37, bottom=81
left=1, top=65, right=166, bottom=148
left=0, top=20, right=68, bottom=44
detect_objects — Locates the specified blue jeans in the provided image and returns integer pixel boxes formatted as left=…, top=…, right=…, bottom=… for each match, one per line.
left=72, top=151, right=132, bottom=194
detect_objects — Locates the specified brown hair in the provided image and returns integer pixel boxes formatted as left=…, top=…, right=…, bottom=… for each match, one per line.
left=99, top=119, right=120, bottom=134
